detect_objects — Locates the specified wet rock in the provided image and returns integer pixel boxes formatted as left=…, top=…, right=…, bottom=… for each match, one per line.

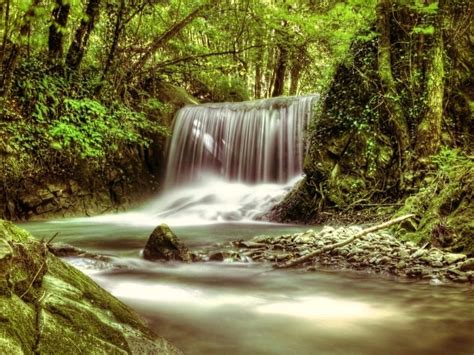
left=443, top=253, right=467, bottom=265
left=47, top=243, right=85, bottom=257
left=320, top=226, right=335, bottom=235
left=429, top=277, right=444, bottom=286
left=447, top=269, right=468, bottom=282
left=405, top=266, right=427, bottom=278
left=143, top=224, right=191, bottom=262
left=0, top=220, right=181, bottom=354
left=208, top=251, right=225, bottom=261
left=410, top=249, right=426, bottom=260
left=294, top=234, right=316, bottom=244
left=251, top=235, right=271, bottom=243
left=239, top=241, right=266, bottom=248
left=459, top=258, right=474, bottom=272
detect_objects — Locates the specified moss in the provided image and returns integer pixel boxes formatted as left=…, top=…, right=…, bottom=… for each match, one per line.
left=0, top=220, right=180, bottom=354
left=45, top=255, right=149, bottom=335
left=395, top=150, right=474, bottom=255
left=0, top=295, right=36, bottom=354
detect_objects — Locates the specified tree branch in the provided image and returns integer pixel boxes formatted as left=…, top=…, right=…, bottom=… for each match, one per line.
left=156, top=44, right=264, bottom=68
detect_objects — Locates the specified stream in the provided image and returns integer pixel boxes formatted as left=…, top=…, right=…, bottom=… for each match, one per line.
left=23, top=219, right=474, bottom=355
left=20, top=96, right=474, bottom=354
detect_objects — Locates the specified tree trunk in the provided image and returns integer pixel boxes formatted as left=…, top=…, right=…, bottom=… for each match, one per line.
left=289, top=61, right=301, bottom=96
left=376, top=0, right=410, bottom=156
left=0, top=0, right=40, bottom=97
left=272, top=45, right=287, bottom=97
left=102, top=0, right=125, bottom=77
left=0, top=0, right=11, bottom=65
left=48, top=0, right=70, bottom=64
left=254, top=39, right=263, bottom=98
left=415, top=4, right=445, bottom=161
left=65, top=0, right=101, bottom=72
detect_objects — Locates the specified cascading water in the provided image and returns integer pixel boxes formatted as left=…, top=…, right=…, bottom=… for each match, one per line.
left=165, top=95, right=317, bottom=186
left=74, top=95, right=317, bottom=225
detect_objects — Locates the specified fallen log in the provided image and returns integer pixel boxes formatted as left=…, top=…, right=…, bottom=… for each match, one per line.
left=274, top=214, right=415, bottom=269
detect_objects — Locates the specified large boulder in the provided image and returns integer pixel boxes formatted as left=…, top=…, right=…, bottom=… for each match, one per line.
left=143, top=224, right=191, bottom=262
left=0, top=220, right=181, bottom=354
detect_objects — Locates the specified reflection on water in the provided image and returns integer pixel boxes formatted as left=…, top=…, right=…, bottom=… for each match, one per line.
left=23, top=221, right=474, bottom=355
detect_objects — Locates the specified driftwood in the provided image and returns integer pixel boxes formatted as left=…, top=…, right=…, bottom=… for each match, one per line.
left=274, top=214, right=415, bottom=269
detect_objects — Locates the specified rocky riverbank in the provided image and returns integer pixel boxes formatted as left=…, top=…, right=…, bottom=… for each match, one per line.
left=191, top=225, right=473, bottom=284
left=47, top=223, right=474, bottom=285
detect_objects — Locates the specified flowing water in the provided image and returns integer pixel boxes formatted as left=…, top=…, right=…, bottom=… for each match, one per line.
left=165, top=95, right=317, bottom=186
left=21, top=96, right=474, bottom=353
left=23, top=220, right=474, bottom=355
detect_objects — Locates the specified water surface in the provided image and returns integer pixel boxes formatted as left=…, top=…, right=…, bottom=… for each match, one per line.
left=23, top=220, right=474, bottom=355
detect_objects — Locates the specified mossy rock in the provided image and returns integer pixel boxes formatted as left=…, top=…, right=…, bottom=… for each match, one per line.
left=395, top=154, right=474, bottom=255
left=0, top=220, right=181, bottom=354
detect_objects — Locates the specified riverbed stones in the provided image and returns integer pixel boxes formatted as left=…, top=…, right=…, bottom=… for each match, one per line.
left=208, top=224, right=472, bottom=284
left=0, top=219, right=181, bottom=354
left=443, top=253, right=467, bottom=265
left=459, top=258, right=474, bottom=271
left=143, top=223, right=191, bottom=262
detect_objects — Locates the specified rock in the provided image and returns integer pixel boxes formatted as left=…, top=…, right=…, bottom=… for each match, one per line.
left=294, top=234, right=316, bottom=244
left=410, top=249, right=426, bottom=259
left=429, top=277, right=443, bottom=286
left=443, top=253, right=467, bottom=265
left=446, top=268, right=468, bottom=282
left=208, top=251, right=225, bottom=261
left=239, top=241, right=266, bottom=248
left=0, top=220, right=180, bottom=354
left=376, top=256, right=390, bottom=265
left=47, top=243, right=87, bottom=257
left=459, top=258, right=474, bottom=271
left=143, top=224, right=191, bottom=262
left=396, top=260, right=407, bottom=269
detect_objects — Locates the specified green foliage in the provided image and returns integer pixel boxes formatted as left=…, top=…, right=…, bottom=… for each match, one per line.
left=411, top=25, right=435, bottom=35
left=406, top=0, right=439, bottom=15
left=1, top=60, right=168, bottom=183
left=432, top=148, right=473, bottom=179
left=396, top=148, right=474, bottom=253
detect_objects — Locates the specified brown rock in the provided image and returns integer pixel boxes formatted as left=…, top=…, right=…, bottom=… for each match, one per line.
left=143, top=224, right=191, bottom=262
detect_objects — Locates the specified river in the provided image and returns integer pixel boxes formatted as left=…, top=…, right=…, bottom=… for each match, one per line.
left=23, top=219, right=474, bottom=355
left=21, top=96, right=474, bottom=354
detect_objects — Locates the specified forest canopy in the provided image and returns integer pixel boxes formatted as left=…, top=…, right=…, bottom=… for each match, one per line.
left=0, top=0, right=376, bottom=102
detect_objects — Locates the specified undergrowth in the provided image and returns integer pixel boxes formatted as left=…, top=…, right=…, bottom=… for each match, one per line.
left=396, top=148, right=474, bottom=255
left=0, top=60, right=169, bottom=185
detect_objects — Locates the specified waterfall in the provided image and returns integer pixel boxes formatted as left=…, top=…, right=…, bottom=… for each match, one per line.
left=71, top=95, right=317, bottom=225
left=165, top=95, right=317, bottom=187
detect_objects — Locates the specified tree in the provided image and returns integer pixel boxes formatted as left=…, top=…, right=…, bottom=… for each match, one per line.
left=65, top=0, right=101, bottom=72
left=48, top=0, right=71, bottom=65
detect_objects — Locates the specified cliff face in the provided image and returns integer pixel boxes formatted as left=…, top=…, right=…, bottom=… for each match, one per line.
left=0, top=220, right=181, bottom=354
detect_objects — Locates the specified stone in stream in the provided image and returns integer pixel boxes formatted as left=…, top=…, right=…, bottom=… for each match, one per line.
left=0, top=219, right=181, bottom=354
left=459, top=258, right=474, bottom=271
left=143, top=224, right=191, bottom=262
